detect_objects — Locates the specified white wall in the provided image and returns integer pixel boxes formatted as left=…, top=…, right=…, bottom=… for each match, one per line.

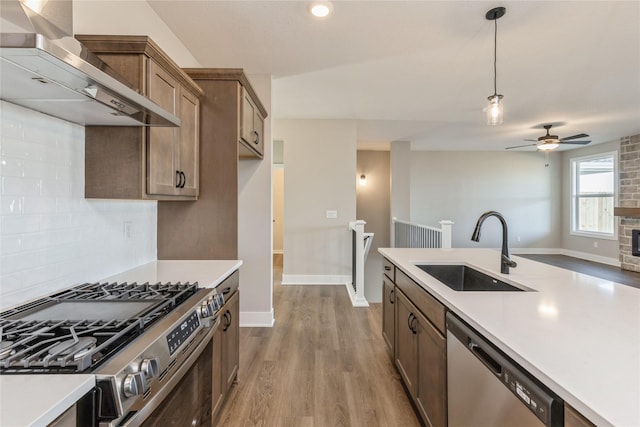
left=409, top=151, right=562, bottom=250
left=274, top=119, right=357, bottom=284
left=238, top=74, right=274, bottom=327
left=561, top=140, right=620, bottom=263
left=357, top=150, right=390, bottom=303
left=390, top=141, right=411, bottom=222
left=73, top=1, right=201, bottom=67
left=0, top=102, right=156, bottom=309
left=273, top=166, right=284, bottom=253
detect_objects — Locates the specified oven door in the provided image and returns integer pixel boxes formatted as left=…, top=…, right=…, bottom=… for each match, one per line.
left=118, top=322, right=217, bottom=427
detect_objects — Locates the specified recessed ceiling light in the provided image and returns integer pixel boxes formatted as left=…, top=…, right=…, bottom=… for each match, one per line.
left=309, top=1, right=333, bottom=18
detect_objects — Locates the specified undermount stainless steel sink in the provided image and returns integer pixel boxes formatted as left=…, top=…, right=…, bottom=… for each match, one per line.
left=416, top=264, right=530, bottom=292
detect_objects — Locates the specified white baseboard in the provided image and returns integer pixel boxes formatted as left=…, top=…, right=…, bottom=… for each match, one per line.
left=344, top=282, right=369, bottom=307
left=511, top=247, right=559, bottom=255
left=560, top=249, right=620, bottom=267
left=281, top=274, right=351, bottom=285
left=240, top=309, right=275, bottom=327
left=511, top=247, right=620, bottom=267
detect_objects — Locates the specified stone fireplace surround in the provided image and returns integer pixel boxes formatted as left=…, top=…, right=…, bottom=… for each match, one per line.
left=618, top=134, right=640, bottom=272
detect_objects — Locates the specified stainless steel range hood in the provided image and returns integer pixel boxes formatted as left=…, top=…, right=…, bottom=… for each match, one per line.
left=0, top=1, right=180, bottom=127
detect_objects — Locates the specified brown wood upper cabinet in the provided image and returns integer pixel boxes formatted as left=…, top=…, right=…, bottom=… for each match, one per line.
left=240, top=86, right=265, bottom=159
left=76, top=35, right=203, bottom=200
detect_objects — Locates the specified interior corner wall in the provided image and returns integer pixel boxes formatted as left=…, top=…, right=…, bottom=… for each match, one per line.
left=390, top=141, right=411, bottom=222
left=357, top=150, right=390, bottom=303
left=73, top=1, right=202, bottom=67
left=238, top=74, right=274, bottom=327
left=274, top=119, right=357, bottom=284
left=561, top=140, right=621, bottom=263
left=409, top=151, right=562, bottom=250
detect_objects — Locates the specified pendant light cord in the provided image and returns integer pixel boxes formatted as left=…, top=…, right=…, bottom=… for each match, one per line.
left=493, top=17, right=498, bottom=96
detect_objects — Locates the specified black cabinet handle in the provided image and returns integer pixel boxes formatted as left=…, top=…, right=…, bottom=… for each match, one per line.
left=222, top=287, right=231, bottom=295
left=410, top=315, right=417, bottom=334
left=223, top=310, right=232, bottom=331
left=175, top=170, right=181, bottom=188
left=384, top=266, right=391, bottom=271
left=179, top=171, right=186, bottom=188
left=253, top=130, right=260, bottom=145
left=407, top=313, right=414, bottom=332
left=389, top=288, right=395, bottom=304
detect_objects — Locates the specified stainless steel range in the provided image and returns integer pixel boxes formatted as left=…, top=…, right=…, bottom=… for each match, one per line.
left=0, top=278, right=229, bottom=426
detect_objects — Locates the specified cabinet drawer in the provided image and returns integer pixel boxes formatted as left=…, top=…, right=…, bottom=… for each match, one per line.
left=383, top=258, right=395, bottom=282
left=396, top=269, right=446, bottom=335
left=216, top=270, right=239, bottom=300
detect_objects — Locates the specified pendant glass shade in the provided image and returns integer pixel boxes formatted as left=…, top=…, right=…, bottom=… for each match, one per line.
left=486, top=94, right=504, bottom=126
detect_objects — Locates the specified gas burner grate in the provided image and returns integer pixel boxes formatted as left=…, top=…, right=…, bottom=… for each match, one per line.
left=0, top=281, right=199, bottom=374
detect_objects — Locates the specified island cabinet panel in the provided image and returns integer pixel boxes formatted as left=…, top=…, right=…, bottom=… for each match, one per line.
left=415, top=310, right=447, bottom=427
left=395, top=288, right=447, bottom=427
left=396, top=269, right=446, bottom=334
left=391, top=273, right=447, bottom=427
left=383, top=257, right=395, bottom=282
left=565, top=404, right=596, bottom=427
left=395, top=290, right=418, bottom=396
left=382, top=276, right=395, bottom=357
left=76, top=35, right=203, bottom=201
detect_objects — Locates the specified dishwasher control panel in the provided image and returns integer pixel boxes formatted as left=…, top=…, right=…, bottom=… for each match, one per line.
left=503, top=367, right=552, bottom=424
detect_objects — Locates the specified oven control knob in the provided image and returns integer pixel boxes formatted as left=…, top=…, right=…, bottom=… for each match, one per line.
left=123, top=372, right=148, bottom=398
left=140, top=357, right=161, bottom=379
left=200, top=301, right=212, bottom=318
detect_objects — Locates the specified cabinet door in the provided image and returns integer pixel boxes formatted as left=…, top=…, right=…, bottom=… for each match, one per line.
left=222, top=290, right=240, bottom=393
left=239, top=87, right=263, bottom=158
left=382, top=277, right=395, bottom=356
left=415, top=311, right=447, bottom=427
left=147, top=59, right=179, bottom=196
left=395, top=290, right=417, bottom=397
left=211, top=324, right=224, bottom=421
left=178, top=88, right=199, bottom=197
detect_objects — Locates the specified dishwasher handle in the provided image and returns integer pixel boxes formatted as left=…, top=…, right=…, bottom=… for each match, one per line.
left=468, top=341, right=502, bottom=376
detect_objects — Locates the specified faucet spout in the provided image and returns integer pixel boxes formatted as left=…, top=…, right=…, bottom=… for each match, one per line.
left=471, top=210, right=517, bottom=274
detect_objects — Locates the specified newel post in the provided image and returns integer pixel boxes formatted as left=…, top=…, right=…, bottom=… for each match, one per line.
left=439, top=220, right=454, bottom=249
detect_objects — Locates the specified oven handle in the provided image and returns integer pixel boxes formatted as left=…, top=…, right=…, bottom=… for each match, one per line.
left=119, top=316, right=220, bottom=427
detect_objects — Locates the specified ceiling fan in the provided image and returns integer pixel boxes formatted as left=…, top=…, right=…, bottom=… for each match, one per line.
left=506, top=125, right=591, bottom=151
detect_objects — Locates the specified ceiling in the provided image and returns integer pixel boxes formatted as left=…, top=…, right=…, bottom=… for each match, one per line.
left=148, top=1, right=640, bottom=151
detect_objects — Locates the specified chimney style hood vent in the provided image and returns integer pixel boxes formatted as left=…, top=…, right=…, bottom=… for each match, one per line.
left=0, top=1, right=179, bottom=127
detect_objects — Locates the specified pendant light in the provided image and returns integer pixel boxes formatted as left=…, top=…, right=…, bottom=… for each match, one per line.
left=486, top=7, right=506, bottom=126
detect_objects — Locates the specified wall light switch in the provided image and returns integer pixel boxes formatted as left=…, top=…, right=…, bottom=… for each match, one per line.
left=326, top=210, right=338, bottom=219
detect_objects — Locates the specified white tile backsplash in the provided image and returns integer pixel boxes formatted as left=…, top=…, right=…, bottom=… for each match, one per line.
left=0, top=101, right=157, bottom=309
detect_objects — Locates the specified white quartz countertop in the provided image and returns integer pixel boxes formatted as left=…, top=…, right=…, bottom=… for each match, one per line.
left=379, top=247, right=640, bottom=427
left=0, top=260, right=242, bottom=426
left=0, top=375, right=95, bottom=426
left=100, top=259, right=243, bottom=289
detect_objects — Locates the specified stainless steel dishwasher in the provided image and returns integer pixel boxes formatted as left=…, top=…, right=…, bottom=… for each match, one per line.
left=446, top=313, right=564, bottom=427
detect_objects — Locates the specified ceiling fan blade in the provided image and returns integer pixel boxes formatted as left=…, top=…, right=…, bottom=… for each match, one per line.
left=523, top=139, right=538, bottom=142
left=560, top=140, right=591, bottom=145
left=506, top=143, right=537, bottom=150
left=561, top=133, right=589, bottom=141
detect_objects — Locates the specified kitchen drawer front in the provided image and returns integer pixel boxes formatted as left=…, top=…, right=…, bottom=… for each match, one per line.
left=216, top=270, right=239, bottom=299
left=383, top=258, right=395, bottom=282
left=396, top=269, right=446, bottom=335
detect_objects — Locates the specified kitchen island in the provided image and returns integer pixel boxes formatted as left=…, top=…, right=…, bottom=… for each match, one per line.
left=0, top=260, right=241, bottom=426
left=379, top=247, right=639, bottom=427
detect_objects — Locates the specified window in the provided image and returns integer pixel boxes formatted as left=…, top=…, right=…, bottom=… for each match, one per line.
left=571, top=152, right=617, bottom=238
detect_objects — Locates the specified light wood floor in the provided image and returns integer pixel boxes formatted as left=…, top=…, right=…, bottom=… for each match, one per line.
left=216, top=255, right=421, bottom=427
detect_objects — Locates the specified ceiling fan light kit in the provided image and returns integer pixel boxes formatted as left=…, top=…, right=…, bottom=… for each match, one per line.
left=505, top=124, right=592, bottom=151
left=485, top=6, right=506, bottom=126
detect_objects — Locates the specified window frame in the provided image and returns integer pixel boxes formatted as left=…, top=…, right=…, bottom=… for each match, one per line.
left=570, top=151, right=618, bottom=240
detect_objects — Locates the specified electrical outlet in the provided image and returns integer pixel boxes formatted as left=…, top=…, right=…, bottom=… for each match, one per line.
left=516, top=236, right=521, bottom=242
left=593, top=241, right=598, bottom=248
left=326, top=210, right=338, bottom=219
left=123, top=221, right=132, bottom=239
